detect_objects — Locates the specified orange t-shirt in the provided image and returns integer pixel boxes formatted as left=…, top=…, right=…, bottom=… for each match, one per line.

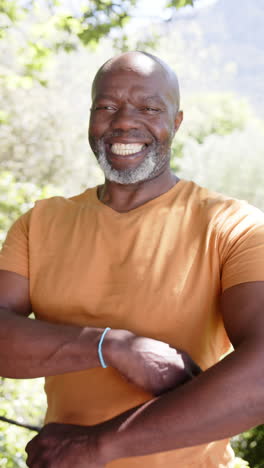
left=1, top=179, right=264, bottom=467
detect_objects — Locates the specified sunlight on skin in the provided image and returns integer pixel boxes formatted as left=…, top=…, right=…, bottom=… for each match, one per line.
left=102, top=53, right=158, bottom=77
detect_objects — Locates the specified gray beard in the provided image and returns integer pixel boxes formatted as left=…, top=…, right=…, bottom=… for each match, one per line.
left=96, top=141, right=170, bottom=185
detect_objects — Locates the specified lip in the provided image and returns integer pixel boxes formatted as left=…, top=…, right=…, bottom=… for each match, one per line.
left=105, top=138, right=151, bottom=146
left=107, top=143, right=150, bottom=165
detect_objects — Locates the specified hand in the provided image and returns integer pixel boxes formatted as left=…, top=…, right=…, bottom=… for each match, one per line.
left=25, top=422, right=105, bottom=468
left=105, top=330, right=201, bottom=396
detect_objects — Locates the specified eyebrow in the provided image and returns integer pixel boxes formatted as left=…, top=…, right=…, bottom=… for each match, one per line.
left=93, top=93, right=166, bottom=106
left=142, top=95, right=166, bottom=105
left=93, top=94, right=117, bottom=102
left=143, top=94, right=164, bottom=101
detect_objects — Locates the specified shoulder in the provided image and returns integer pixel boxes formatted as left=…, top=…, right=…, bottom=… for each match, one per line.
left=180, top=179, right=264, bottom=230
left=15, top=186, right=99, bottom=241
left=31, top=186, right=98, bottom=217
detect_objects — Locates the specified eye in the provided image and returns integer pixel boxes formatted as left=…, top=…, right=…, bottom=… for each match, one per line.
left=94, top=105, right=116, bottom=111
left=142, top=107, right=160, bottom=113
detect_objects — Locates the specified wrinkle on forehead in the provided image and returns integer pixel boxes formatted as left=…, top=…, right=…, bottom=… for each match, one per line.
left=92, top=51, right=181, bottom=112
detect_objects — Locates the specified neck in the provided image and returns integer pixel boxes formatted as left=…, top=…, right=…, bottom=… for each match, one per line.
left=98, top=168, right=180, bottom=213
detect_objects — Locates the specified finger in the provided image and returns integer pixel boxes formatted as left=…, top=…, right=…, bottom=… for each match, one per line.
left=190, top=360, right=202, bottom=376
left=26, top=449, right=43, bottom=468
left=26, top=452, right=40, bottom=468
left=180, top=351, right=202, bottom=377
left=25, top=436, right=41, bottom=467
left=26, top=449, right=50, bottom=468
left=26, top=438, right=52, bottom=468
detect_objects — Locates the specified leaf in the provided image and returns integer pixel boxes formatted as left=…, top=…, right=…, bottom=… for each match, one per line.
left=0, top=0, right=19, bottom=21
left=167, top=0, right=194, bottom=8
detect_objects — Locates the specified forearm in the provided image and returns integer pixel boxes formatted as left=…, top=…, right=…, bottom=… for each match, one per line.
left=101, top=338, right=264, bottom=462
left=0, top=308, right=108, bottom=378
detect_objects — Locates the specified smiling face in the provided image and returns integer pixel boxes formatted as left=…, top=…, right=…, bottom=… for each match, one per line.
left=88, top=52, right=183, bottom=185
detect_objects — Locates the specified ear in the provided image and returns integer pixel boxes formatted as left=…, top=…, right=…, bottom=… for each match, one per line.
left=174, top=110, right=183, bottom=132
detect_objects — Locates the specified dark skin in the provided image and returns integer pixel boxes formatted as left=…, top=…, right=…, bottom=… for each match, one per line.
left=1, top=52, right=264, bottom=467
left=0, top=55, right=197, bottom=464
left=88, top=53, right=183, bottom=212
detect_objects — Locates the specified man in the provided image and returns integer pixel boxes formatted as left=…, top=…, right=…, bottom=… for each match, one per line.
left=0, top=51, right=264, bottom=467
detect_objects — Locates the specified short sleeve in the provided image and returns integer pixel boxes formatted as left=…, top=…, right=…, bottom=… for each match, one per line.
left=219, top=203, right=264, bottom=291
left=0, top=210, right=32, bottom=278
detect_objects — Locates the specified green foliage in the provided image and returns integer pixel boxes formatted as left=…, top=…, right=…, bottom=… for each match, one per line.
left=0, top=172, right=61, bottom=243
left=0, top=97, right=262, bottom=465
left=0, top=110, right=9, bottom=124
left=54, top=0, right=134, bottom=48
left=170, top=92, right=254, bottom=169
left=168, top=0, right=194, bottom=7
left=0, top=77, right=104, bottom=193
left=0, top=172, right=55, bottom=466
left=171, top=93, right=264, bottom=466
left=176, top=96, right=264, bottom=210
left=182, top=93, right=252, bottom=142
left=232, top=427, right=264, bottom=468
left=0, top=378, right=46, bottom=467
left=0, top=0, right=195, bottom=85
left=112, top=30, right=161, bottom=53
left=0, top=0, right=19, bottom=22
left=22, top=41, right=52, bottom=77
left=0, top=6, right=262, bottom=464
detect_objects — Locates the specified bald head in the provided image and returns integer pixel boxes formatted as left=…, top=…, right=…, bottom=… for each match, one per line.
left=91, top=51, right=181, bottom=112
left=89, top=51, right=184, bottom=185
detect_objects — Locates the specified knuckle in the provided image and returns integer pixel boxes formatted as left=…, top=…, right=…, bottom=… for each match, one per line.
left=25, top=438, right=38, bottom=453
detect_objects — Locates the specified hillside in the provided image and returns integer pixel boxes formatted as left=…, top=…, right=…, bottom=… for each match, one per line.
left=164, top=0, right=264, bottom=116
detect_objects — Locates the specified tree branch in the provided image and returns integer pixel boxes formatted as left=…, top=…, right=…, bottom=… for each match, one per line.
left=0, top=415, right=41, bottom=432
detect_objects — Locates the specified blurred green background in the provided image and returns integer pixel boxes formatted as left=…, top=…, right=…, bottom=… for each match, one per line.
left=0, top=0, right=264, bottom=466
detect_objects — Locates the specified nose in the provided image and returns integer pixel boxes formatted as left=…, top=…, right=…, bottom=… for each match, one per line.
left=110, top=105, right=139, bottom=132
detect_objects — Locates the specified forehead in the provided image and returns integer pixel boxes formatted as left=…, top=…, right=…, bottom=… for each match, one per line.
left=93, top=68, right=172, bottom=103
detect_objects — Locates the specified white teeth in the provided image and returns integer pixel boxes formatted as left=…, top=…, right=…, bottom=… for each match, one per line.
left=111, top=143, right=145, bottom=155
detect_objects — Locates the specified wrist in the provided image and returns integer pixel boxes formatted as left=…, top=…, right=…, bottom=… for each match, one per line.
left=104, top=329, right=135, bottom=368
left=74, top=422, right=118, bottom=466
left=97, top=403, right=144, bottom=464
left=98, top=327, right=112, bottom=368
left=96, top=418, right=124, bottom=465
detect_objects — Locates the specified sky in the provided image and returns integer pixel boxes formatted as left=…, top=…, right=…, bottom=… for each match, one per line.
left=126, top=0, right=220, bottom=32
left=62, top=0, right=219, bottom=22
left=131, top=0, right=219, bottom=22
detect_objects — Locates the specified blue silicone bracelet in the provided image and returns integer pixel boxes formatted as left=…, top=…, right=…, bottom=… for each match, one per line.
left=98, top=327, right=111, bottom=368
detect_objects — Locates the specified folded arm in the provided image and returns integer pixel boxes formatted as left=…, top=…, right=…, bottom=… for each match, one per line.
left=0, top=270, right=197, bottom=390
left=0, top=270, right=106, bottom=378
left=99, top=281, right=264, bottom=462
left=24, top=281, right=264, bottom=468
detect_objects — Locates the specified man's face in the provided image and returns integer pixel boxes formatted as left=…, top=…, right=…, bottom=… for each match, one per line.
left=89, top=65, right=181, bottom=184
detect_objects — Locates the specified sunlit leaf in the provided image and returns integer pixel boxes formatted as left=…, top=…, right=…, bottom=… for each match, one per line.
left=166, top=0, right=194, bottom=8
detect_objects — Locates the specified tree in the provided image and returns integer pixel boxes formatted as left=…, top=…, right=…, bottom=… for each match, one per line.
left=170, top=92, right=254, bottom=167
left=0, top=172, right=56, bottom=467
left=0, top=80, right=103, bottom=192
left=1, top=94, right=262, bottom=466
left=0, top=0, right=196, bottom=192
left=232, top=427, right=264, bottom=468
left=0, top=172, right=61, bottom=243
left=0, top=377, right=46, bottom=468
left=1, top=1, right=263, bottom=464
left=174, top=95, right=264, bottom=465
left=176, top=93, right=264, bottom=210
left=0, top=0, right=194, bottom=85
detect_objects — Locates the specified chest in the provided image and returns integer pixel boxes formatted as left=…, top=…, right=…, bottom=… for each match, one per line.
left=29, top=206, right=222, bottom=352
